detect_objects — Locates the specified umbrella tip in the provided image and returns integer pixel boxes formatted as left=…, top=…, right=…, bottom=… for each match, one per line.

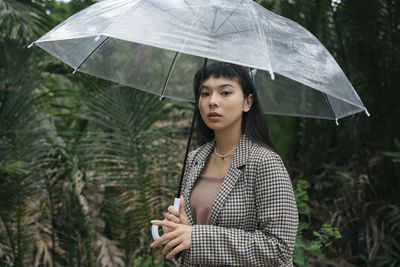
left=335, top=119, right=339, bottom=126
left=365, top=109, right=370, bottom=117
left=72, top=68, right=77, bottom=74
left=249, top=68, right=258, bottom=83
left=269, top=70, right=275, bottom=80
left=94, top=35, right=101, bottom=42
left=27, top=42, right=34, bottom=49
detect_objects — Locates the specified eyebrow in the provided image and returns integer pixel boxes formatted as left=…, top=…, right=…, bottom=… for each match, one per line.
left=201, top=83, right=234, bottom=89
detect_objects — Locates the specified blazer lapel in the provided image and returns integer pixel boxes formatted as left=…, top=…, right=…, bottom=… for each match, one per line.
left=209, top=134, right=252, bottom=225
left=183, top=140, right=215, bottom=225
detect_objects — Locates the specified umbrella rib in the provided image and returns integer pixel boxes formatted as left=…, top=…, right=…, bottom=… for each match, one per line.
left=184, top=0, right=210, bottom=33
left=213, top=0, right=244, bottom=34
left=250, top=4, right=275, bottom=80
left=323, top=92, right=338, bottom=124
left=159, top=51, right=179, bottom=99
left=211, top=7, right=218, bottom=33
left=148, top=1, right=210, bottom=35
left=73, top=37, right=109, bottom=74
left=214, top=28, right=254, bottom=38
left=148, top=1, right=190, bottom=30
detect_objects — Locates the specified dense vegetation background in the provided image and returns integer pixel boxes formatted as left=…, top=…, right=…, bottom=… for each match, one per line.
left=0, top=0, right=399, bottom=266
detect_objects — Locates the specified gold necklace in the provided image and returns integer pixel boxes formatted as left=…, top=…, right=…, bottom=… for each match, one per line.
left=214, top=145, right=236, bottom=160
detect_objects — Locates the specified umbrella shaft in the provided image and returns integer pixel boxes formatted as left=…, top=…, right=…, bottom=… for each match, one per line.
left=177, top=58, right=208, bottom=198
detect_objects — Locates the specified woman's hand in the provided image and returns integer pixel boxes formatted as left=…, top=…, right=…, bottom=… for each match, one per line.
left=162, top=196, right=190, bottom=234
left=150, top=220, right=192, bottom=258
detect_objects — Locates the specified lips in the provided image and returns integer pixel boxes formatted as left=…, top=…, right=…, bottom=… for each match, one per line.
left=207, top=112, right=222, bottom=121
left=207, top=112, right=221, bottom=117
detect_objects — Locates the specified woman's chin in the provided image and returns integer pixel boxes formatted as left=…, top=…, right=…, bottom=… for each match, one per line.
left=204, top=121, right=223, bottom=130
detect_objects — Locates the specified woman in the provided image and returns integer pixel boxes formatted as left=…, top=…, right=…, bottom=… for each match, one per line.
left=151, top=62, right=298, bottom=266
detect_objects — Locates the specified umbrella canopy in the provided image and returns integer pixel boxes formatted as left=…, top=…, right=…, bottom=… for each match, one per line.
left=30, top=0, right=369, bottom=123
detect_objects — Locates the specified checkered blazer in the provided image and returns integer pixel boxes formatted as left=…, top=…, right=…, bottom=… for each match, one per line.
left=178, top=134, right=298, bottom=267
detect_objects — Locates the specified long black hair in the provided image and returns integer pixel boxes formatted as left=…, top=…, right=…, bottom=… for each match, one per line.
left=193, top=62, right=277, bottom=153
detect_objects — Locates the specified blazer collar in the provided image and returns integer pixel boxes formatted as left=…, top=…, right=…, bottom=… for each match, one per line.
left=230, top=133, right=252, bottom=169
left=184, top=133, right=253, bottom=225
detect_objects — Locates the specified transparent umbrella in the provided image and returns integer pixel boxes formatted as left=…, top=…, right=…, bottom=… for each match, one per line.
left=29, top=0, right=369, bottom=122
left=29, top=0, right=369, bottom=239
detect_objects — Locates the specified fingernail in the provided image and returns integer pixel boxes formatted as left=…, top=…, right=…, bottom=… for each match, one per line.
left=151, top=220, right=156, bottom=224
left=177, top=214, right=181, bottom=218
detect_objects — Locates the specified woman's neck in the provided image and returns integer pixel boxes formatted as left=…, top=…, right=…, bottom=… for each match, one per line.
left=214, top=127, right=242, bottom=155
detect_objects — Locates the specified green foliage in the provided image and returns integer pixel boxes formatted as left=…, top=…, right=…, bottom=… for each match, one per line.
left=313, top=223, right=342, bottom=248
left=384, top=205, right=400, bottom=232
left=383, top=139, right=400, bottom=163
left=0, top=0, right=49, bottom=41
left=134, top=255, right=164, bottom=267
left=1, top=3, right=181, bottom=266
left=0, top=34, right=65, bottom=266
left=294, top=179, right=309, bottom=215
left=312, top=163, right=355, bottom=197
left=293, top=180, right=342, bottom=266
left=77, top=86, right=181, bottom=265
left=373, top=239, right=400, bottom=267
left=267, top=116, right=296, bottom=162
left=372, top=205, right=400, bottom=266
left=360, top=205, right=400, bottom=266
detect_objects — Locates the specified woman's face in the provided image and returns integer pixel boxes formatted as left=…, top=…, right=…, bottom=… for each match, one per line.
left=198, top=75, right=253, bottom=133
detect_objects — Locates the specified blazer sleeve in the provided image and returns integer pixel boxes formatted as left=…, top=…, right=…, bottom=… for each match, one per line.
left=188, top=150, right=298, bottom=266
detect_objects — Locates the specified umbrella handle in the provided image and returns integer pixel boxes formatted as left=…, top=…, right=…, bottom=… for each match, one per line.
left=151, top=197, right=181, bottom=241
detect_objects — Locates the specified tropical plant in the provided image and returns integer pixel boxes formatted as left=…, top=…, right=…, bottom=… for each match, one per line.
left=0, top=0, right=49, bottom=41
left=383, top=139, right=400, bottom=163
left=372, top=205, right=400, bottom=267
left=0, top=36, right=65, bottom=266
left=73, top=86, right=183, bottom=266
left=293, top=180, right=342, bottom=266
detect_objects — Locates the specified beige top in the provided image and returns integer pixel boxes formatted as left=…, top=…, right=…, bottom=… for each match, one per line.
left=190, top=174, right=225, bottom=225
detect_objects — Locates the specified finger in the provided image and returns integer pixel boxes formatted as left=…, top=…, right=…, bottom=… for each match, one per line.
left=179, top=196, right=184, bottom=213
left=150, top=228, right=178, bottom=247
left=164, top=213, right=180, bottom=223
left=166, top=243, right=186, bottom=259
left=161, top=236, right=181, bottom=255
left=151, top=220, right=176, bottom=228
left=167, top=205, right=179, bottom=216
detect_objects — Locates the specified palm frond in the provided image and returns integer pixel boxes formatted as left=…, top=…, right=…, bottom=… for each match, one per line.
left=0, top=0, right=49, bottom=41
left=0, top=37, right=66, bottom=266
left=77, top=86, right=182, bottom=265
left=95, top=234, right=125, bottom=267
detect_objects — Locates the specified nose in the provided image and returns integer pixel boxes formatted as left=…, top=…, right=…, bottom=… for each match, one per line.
left=209, top=92, right=219, bottom=107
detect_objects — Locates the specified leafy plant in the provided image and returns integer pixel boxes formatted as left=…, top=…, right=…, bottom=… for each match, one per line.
left=372, top=205, right=400, bottom=267
left=78, top=86, right=182, bottom=266
left=0, top=37, right=65, bottom=266
left=0, top=0, right=49, bottom=41
left=293, top=180, right=342, bottom=266
left=134, top=255, right=164, bottom=267
left=383, top=139, right=400, bottom=163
